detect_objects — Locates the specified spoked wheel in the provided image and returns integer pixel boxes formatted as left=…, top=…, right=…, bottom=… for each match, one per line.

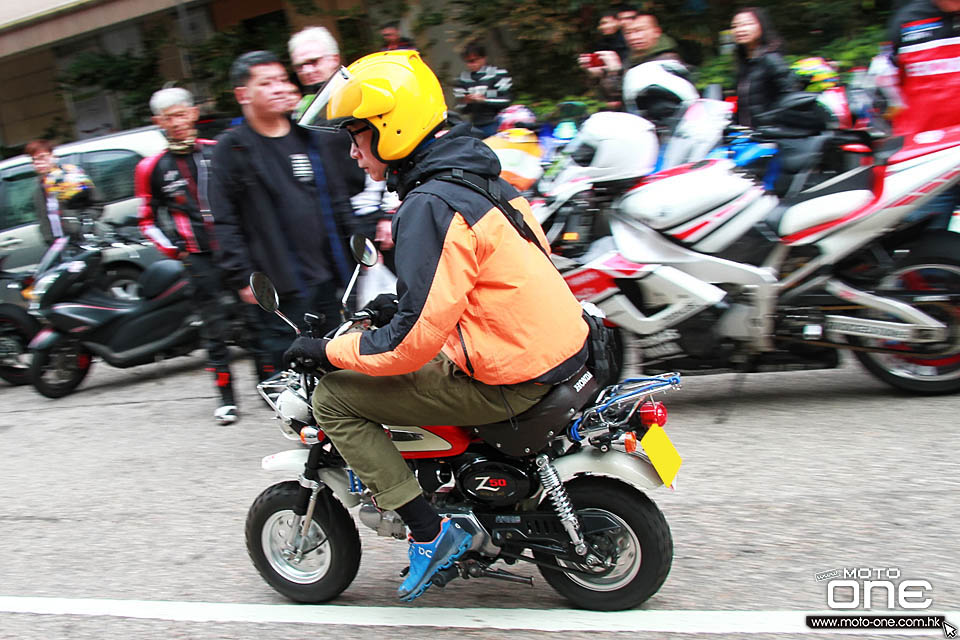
left=0, top=306, right=39, bottom=385
left=852, top=238, right=960, bottom=394
left=246, top=481, right=361, bottom=603
left=534, top=478, right=672, bottom=611
left=29, top=340, right=92, bottom=398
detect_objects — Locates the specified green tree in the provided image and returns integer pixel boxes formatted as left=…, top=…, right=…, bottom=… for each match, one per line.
left=61, top=26, right=167, bottom=129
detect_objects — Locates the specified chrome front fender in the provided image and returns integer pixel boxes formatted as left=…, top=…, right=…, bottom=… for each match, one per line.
left=551, top=446, right=666, bottom=491
left=261, top=449, right=360, bottom=508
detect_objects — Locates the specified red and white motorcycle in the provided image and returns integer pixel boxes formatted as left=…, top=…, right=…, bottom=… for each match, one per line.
left=244, top=237, right=684, bottom=610
left=540, top=113, right=960, bottom=394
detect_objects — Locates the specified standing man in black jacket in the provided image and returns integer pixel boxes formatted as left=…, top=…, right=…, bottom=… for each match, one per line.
left=210, top=51, right=353, bottom=372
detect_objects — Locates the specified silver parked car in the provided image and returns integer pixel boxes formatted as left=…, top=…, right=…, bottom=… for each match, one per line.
left=0, top=126, right=169, bottom=299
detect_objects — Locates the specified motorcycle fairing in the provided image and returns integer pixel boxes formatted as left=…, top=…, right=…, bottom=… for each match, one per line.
left=390, top=425, right=474, bottom=458
left=783, top=146, right=960, bottom=246
left=47, top=284, right=192, bottom=335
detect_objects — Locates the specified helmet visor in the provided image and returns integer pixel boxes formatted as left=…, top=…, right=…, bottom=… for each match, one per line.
left=297, top=66, right=355, bottom=132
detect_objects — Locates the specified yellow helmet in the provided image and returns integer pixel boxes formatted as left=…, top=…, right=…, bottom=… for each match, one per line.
left=299, top=50, right=447, bottom=162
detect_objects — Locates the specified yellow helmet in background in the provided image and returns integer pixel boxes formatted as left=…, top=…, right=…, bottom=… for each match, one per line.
left=483, top=128, right=544, bottom=191
left=322, top=50, right=447, bottom=162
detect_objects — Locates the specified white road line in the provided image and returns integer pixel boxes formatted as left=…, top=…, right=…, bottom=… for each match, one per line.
left=0, top=597, right=957, bottom=634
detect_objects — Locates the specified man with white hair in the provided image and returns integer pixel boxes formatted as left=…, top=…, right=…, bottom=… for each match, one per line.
left=289, top=26, right=400, bottom=259
left=136, top=86, right=269, bottom=425
left=289, top=26, right=341, bottom=93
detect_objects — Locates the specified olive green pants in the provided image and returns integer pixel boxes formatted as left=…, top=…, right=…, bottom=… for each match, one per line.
left=311, top=354, right=551, bottom=510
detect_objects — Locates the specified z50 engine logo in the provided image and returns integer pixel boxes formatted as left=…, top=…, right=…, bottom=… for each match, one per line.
left=474, top=476, right=509, bottom=492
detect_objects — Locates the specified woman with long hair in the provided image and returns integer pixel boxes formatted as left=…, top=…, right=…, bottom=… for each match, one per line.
left=731, top=6, right=797, bottom=127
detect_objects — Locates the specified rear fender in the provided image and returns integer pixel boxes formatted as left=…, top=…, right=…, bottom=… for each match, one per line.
left=261, top=449, right=360, bottom=508
left=552, top=446, right=665, bottom=491
left=28, top=327, right=64, bottom=351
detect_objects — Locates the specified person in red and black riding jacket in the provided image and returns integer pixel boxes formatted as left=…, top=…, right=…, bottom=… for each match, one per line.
left=136, top=87, right=269, bottom=425
left=889, top=0, right=960, bottom=228
left=889, top=0, right=960, bottom=137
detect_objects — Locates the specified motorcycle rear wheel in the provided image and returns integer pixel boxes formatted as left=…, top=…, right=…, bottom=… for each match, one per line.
left=29, top=342, right=92, bottom=398
left=534, top=478, right=672, bottom=611
left=853, top=234, right=960, bottom=395
left=246, top=481, right=361, bottom=603
left=0, top=306, right=39, bottom=386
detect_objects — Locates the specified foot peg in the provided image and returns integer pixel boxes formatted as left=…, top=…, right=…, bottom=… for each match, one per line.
left=460, top=559, right=534, bottom=586
left=430, top=564, right=461, bottom=588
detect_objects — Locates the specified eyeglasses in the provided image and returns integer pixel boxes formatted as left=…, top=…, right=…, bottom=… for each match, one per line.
left=293, top=56, right=333, bottom=72
left=345, top=123, right=372, bottom=146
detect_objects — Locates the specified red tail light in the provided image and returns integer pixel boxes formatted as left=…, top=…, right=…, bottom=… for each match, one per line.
left=639, top=401, right=667, bottom=427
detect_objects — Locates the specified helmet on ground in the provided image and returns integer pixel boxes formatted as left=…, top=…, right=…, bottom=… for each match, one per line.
left=791, top=57, right=840, bottom=93
left=298, top=50, right=447, bottom=162
left=497, top=105, right=537, bottom=132
left=622, top=60, right=698, bottom=127
left=552, top=111, right=658, bottom=185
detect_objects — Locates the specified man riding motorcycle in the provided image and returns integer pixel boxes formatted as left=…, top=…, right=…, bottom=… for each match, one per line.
left=284, top=50, right=590, bottom=601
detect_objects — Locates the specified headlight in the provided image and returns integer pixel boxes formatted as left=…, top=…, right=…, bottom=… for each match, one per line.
left=275, top=389, right=313, bottom=440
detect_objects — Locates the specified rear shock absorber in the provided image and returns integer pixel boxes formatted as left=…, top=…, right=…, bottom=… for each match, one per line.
left=535, top=454, right=587, bottom=556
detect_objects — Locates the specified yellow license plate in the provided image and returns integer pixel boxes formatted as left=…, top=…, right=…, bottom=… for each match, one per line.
left=640, top=424, right=682, bottom=487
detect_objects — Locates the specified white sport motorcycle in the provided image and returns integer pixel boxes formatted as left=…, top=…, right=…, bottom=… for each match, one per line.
left=536, top=113, right=960, bottom=394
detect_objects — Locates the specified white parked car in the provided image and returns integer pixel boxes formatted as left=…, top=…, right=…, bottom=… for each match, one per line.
left=0, top=126, right=169, bottom=294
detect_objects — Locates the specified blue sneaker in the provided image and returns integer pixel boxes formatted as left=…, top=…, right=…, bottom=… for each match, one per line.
left=397, top=518, right=473, bottom=601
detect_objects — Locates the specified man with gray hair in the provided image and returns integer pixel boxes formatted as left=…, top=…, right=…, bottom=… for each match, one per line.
left=289, top=26, right=341, bottom=93
left=136, top=86, right=269, bottom=425
left=288, top=26, right=400, bottom=266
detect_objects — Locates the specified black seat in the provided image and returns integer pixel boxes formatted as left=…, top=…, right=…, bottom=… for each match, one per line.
left=469, top=365, right=601, bottom=457
left=139, top=259, right=187, bottom=299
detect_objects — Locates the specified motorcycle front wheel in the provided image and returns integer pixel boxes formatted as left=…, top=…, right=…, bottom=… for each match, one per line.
left=29, top=341, right=92, bottom=398
left=853, top=233, right=960, bottom=394
left=246, top=481, right=361, bottom=603
left=0, top=305, right=39, bottom=385
left=533, top=477, right=672, bottom=611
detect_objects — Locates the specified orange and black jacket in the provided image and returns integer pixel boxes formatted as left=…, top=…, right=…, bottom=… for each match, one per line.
left=326, top=125, right=588, bottom=385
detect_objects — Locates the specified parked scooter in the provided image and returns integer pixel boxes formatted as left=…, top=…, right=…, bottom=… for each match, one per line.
left=26, top=225, right=201, bottom=398
left=0, top=248, right=39, bottom=385
left=245, top=236, right=683, bottom=610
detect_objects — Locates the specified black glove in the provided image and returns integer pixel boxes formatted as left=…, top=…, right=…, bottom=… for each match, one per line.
left=282, top=336, right=336, bottom=373
left=361, top=293, right=399, bottom=327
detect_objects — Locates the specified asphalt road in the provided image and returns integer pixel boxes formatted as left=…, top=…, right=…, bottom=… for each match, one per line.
left=0, top=350, right=957, bottom=639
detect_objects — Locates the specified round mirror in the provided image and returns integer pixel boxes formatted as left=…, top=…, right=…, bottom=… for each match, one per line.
left=249, top=272, right=278, bottom=313
left=350, top=234, right=379, bottom=268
